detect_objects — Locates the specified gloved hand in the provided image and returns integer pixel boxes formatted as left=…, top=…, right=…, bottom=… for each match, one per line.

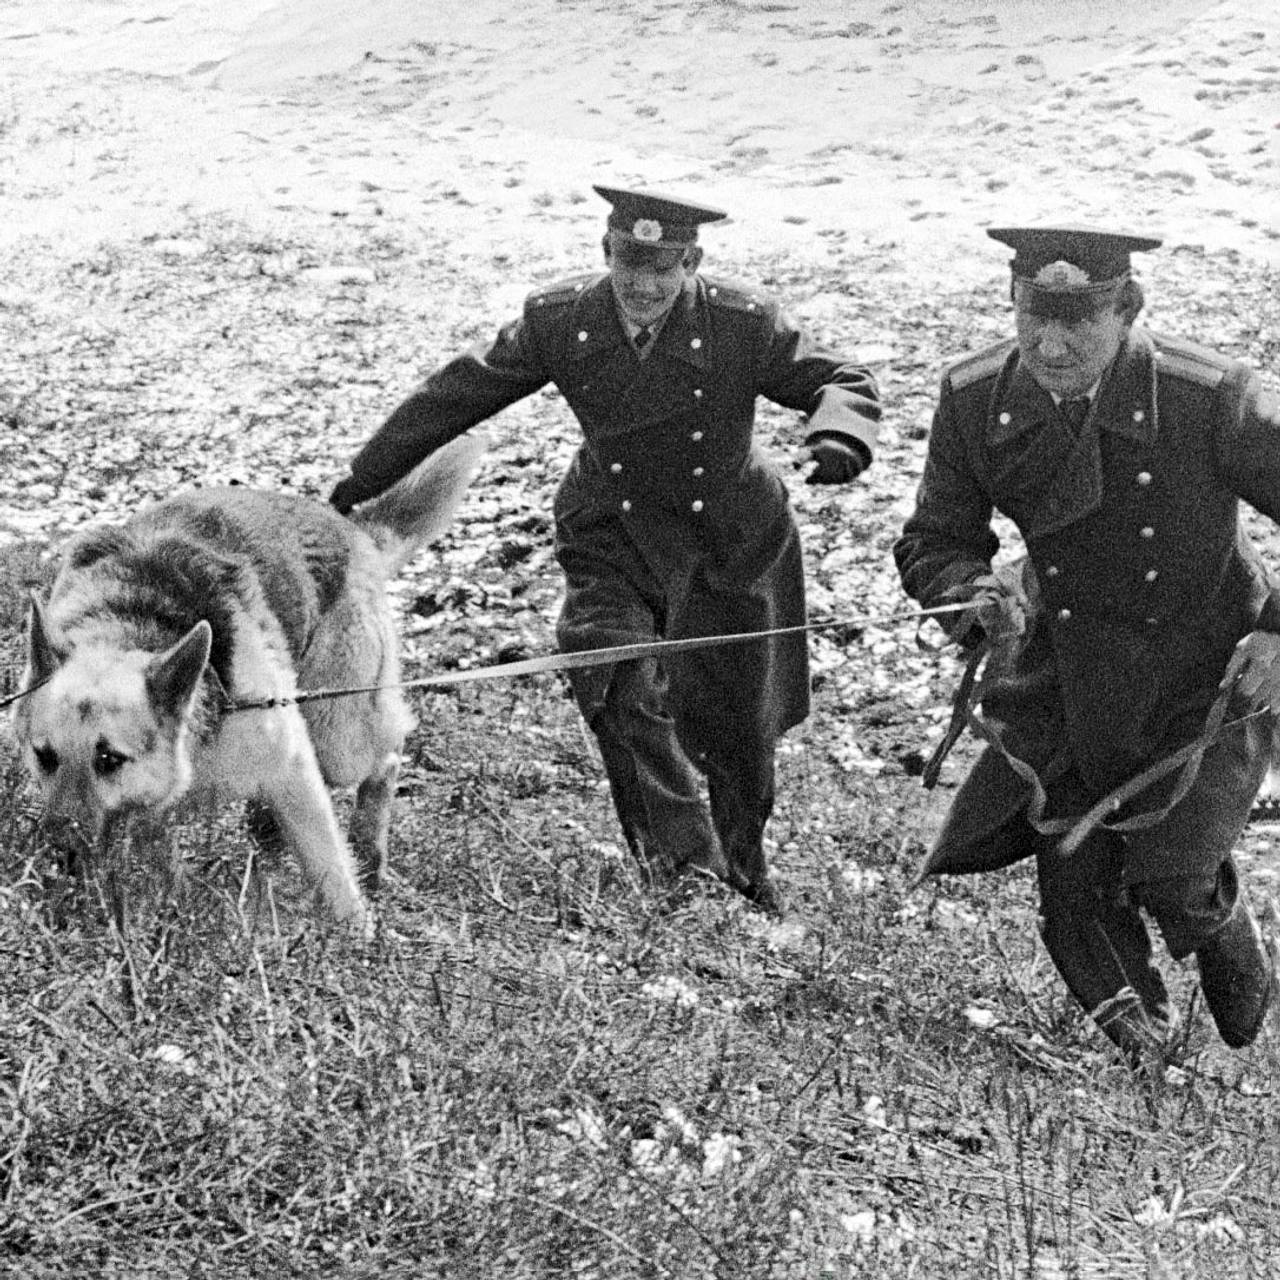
left=329, top=477, right=363, bottom=516
left=804, top=435, right=868, bottom=485
left=939, top=573, right=1028, bottom=650
left=1223, top=630, right=1280, bottom=711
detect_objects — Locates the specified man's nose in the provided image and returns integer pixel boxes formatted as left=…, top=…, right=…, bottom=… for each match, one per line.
left=1036, top=321, right=1075, bottom=357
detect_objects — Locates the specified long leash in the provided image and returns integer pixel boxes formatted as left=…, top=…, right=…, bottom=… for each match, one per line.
left=11, top=600, right=1267, bottom=852
left=0, top=674, right=48, bottom=711
left=0, top=601, right=973, bottom=712
left=922, top=638, right=1269, bottom=857
left=221, top=602, right=975, bottom=712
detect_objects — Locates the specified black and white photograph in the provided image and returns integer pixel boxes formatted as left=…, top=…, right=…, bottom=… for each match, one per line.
left=2, top=1, right=1278, bottom=1275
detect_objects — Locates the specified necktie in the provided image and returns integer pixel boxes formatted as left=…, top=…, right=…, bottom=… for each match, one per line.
left=1061, top=398, right=1090, bottom=431
left=635, top=325, right=654, bottom=350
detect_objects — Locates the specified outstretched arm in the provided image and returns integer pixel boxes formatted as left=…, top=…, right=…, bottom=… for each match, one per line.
left=331, top=313, right=549, bottom=513
left=754, top=304, right=882, bottom=480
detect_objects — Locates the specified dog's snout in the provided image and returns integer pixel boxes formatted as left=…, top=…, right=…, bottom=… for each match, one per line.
left=40, top=777, right=109, bottom=853
left=43, top=809, right=99, bottom=852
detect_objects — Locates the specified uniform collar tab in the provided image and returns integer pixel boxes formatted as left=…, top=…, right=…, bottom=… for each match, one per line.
left=993, top=330, right=1156, bottom=444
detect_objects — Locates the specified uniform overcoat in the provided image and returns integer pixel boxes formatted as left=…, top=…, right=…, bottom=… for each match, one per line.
left=341, top=271, right=881, bottom=745
left=895, top=325, right=1280, bottom=881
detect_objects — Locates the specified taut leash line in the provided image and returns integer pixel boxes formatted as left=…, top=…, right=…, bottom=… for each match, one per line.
left=222, top=601, right=975, bottom=712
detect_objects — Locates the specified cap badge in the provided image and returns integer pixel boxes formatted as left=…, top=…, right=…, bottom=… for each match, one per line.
left=1034, top=260, right=1091, bottom=289
left=632, top=218, right=663, bottom=243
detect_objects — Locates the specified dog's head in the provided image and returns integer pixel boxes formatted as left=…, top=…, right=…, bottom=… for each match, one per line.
left=13, top=598, right=214, bottom=849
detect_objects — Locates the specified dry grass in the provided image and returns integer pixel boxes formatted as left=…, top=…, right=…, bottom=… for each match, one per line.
left=1, top=217, right=1279, bottom=1278
left=3, top=660, right=1280, bottom=1277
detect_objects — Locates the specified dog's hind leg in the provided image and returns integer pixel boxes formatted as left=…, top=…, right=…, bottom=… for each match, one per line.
left=347, top=750, right=400, bottom=894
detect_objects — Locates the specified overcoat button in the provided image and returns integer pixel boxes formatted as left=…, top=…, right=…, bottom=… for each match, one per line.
left=621, top=500, right=632, bottom=512
left=578, top=331, right=588, bottom=342
left=998, top=412, right=1012, bottom=425
left=610, top=462, right=622, bottom=474
left=694, top=388, right=704, bottom=399
left=1145, top=569, right=1158, bottom=583
left=1137, top=471, right=1152, bottom=486
left=690, top=337, right=702, bottom=350
left=693, top=466, right=705, bottom=477
left=1045, top=565, right=1059, bottom=577
left=691, top=500, right=704, bottom=513
left=709, top=287, right=719, bottom=297
left=1133, top=409, right=1145, bottom=423
left=1141, top=526, right=1155, bottom=539
left=1057, top=608, right=1072, bottom=622
left=691, top=430, right=704, bottom=441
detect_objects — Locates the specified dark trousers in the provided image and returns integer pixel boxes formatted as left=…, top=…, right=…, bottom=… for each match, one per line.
left=586, top=657, right=777, bottom=895
left=1037, top=832, right=1273, bottom=1054
left=930, top=719, right=1276, bottom=1056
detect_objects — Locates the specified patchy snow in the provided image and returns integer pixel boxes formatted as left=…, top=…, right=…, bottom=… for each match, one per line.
left=1, top=0, right=1276, bottom=273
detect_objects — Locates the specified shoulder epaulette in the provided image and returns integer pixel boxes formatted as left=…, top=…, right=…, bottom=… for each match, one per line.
left=702, top=276, right=772, bottom=316
left=1151, top=332, right=1230, bottom=389
left=947, top=340, right=1014, bottom=392
left=526, top=273, right=603, bottom=310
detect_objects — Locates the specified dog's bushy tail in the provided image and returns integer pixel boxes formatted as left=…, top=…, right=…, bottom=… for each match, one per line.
left=352, top=429, right=490, bottom=573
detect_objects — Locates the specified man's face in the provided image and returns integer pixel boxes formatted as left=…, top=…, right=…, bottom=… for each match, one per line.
left=1013, top=284, right=1131, bottom=400
left=605, top=235, right=700, bottom=327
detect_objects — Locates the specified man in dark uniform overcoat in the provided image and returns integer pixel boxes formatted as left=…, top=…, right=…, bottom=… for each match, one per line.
left=895, top=225, right=1280, bottom=1061
left=330, top=186, right=881, bottom=911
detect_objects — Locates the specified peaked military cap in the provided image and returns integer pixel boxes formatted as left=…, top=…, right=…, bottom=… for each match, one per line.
left=988, top=224, right=1163, bottom=294
left=594, top=185, right=728, bottom=249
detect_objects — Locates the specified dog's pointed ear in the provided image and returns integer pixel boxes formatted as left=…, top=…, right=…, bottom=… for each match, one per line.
left=26, top=594, right=61, bottom=684
left=147, top=620, right=213, bottom=719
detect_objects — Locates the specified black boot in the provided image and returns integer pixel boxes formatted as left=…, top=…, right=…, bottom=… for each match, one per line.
left=588, top=666, right=730, bottom=890
left=705, top=746, right=783, bottom=913
left=1038, top=909, right=1176, bottom=1065
left=1037, top=838, right=1176, bottom=1064
left=1196, top=904, right=1276, bottom=1049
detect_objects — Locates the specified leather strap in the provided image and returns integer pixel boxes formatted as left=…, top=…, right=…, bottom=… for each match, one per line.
left=921, top=640, right=987, bottom=789
left=934, top=640, right=1267, bottom=857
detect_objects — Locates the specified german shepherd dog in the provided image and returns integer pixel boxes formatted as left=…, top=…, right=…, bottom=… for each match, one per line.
left=12, top=432, right=487, bottom=933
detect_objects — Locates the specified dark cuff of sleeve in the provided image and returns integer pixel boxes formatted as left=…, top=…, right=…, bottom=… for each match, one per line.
left=803, top=428, right=872, bottom=469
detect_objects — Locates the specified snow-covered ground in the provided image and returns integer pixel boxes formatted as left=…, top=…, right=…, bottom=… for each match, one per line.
left=2, top=0, right=1277, bottom=275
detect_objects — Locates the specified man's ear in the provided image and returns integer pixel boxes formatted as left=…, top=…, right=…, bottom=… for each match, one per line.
left=1118, top=278, right=1145, bottom=327
left=683, top=246, right=704, bottom=274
